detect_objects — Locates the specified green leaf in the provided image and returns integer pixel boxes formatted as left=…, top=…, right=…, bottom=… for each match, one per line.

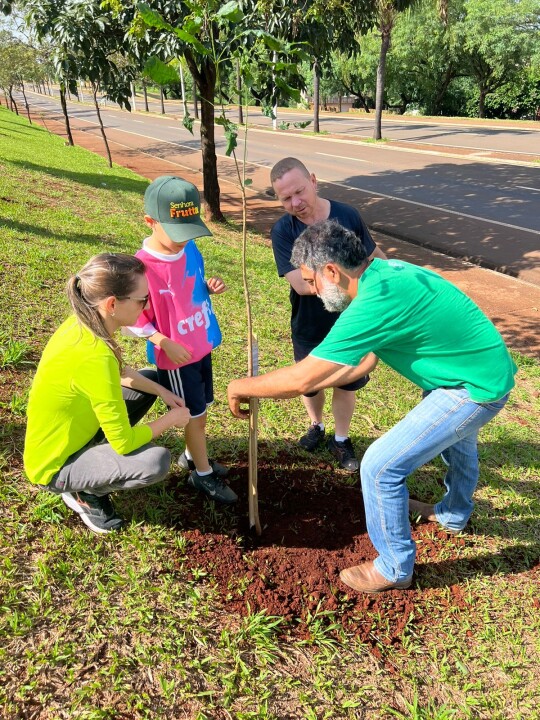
left=275, top=77, right=300, bottom=102
left=243, top=178, right=252, bottom=187
left=143, top=56, right=180, bottom=85
left=183, top=114, right=194, bottom=135
left=172, top=28, right=210, bottom=56
left=216, top=1, right=244, bottom=23
left=293, top=120, right=312, bottom=129
left=215, top=116, right=238, bottom=135
left=250, top=30, right=284, bottom=52
left=137, top=3, right=175, bottom=33
left=261, top=105, right=275, bottom=120
left=224, top=127, right=238, bottom=156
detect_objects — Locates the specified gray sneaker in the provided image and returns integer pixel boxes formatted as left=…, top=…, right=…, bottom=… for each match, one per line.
left=188, top=469, right=238, bottom=504
left=178, top=451, right=229, bottom=478
left=61, top=491, right=124, bottom=534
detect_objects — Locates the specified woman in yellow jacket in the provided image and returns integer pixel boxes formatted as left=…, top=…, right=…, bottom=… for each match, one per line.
left=24, top=253, right=191, bottom=534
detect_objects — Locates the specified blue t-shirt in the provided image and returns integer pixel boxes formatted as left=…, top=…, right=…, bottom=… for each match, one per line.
left=271, top=200, right=375, bottom=347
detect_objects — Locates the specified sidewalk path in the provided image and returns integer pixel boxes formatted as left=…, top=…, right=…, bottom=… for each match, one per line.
left=32, top=111, right=540, bottom=359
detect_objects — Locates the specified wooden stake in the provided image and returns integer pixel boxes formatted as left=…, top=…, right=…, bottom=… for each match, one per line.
left=248, top=337, right=261, bottom=534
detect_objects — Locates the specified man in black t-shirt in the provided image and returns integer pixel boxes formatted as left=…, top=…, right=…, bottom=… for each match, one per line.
left=270, top=157, right=386, bottom=472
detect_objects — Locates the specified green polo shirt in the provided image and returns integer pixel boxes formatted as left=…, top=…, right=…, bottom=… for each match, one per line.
left=311, top=259, right=517, bottom=403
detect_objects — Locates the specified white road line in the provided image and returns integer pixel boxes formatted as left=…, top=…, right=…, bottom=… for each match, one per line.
left=316, top=152, right=368, bottom=163
left=73, top=117, right=197, bottom=150
left=397, top=138, right=537, bottom=156
left=132, top=120, right=144, bottom=123
left=328, top=180, right=540, bottom=235
left=516, top=185, right=540, bottom=192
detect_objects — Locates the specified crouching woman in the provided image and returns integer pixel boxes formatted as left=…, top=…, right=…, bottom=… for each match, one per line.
left=24, top=253, right=190, bottom=534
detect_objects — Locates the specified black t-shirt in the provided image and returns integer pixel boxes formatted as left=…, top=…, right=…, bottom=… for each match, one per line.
left=270, top=200, right=376, bottom=347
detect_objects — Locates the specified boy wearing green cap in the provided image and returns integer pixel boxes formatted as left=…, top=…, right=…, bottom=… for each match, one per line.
left=126, top=175, right=237, bottom=504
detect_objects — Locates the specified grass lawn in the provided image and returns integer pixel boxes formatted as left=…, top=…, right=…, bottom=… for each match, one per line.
left=0, top=106, right=539, bottom=720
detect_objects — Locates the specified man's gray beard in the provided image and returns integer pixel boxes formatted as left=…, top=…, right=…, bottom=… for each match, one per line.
left=319, top=281, right=351, bottom=313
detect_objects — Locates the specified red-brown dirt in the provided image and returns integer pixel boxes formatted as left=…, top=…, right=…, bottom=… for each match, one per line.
left=165, top=445, right=470, bottom=652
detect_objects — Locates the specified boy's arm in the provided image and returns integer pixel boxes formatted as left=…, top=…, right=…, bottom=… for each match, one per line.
left=148, top=331, right=193, bottom=365
left=206, top=276, right=227, bottom=295
left=121, top=366, right=186, bottom=408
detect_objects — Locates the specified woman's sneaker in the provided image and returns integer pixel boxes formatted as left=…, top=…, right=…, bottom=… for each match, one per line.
left=61, top=491, right=125, bottom=534
left=178, top=451, right=229, bottom=478
left=187, top=469, right=238, bottom=504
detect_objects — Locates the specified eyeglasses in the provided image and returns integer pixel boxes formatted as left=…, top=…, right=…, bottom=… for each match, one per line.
left=118, top=295, right=149, bottom=307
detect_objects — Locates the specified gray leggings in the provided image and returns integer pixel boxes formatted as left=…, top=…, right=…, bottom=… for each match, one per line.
left=47, top=370, right=171, bottom=497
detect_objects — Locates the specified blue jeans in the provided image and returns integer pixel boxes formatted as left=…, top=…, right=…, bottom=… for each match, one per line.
left=360, top=387, right=510, bottom=583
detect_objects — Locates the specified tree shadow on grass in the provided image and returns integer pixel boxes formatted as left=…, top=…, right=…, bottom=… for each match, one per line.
left=4, top=218, right=129, bottom=249
left=416, top=543, right=540, bottom=589
left=9, top=159, right=149, bottom=195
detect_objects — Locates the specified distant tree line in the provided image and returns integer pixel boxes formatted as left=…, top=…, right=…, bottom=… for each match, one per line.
left=1, top=0, right=538, bottom=218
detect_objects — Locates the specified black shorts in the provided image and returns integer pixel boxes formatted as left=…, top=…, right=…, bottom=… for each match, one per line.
left=157, top=354, right=214, bottom=418
left=292, top=338, right=370, bottom=398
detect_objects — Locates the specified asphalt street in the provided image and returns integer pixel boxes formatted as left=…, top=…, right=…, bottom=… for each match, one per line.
left=19, top=91, right=540, bottom=285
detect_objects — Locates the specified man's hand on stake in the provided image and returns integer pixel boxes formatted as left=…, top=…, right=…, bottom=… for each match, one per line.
left=227, top=379, right=251, bottom=419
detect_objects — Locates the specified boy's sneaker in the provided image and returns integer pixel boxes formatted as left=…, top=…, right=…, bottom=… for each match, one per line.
left=178, top=451, right=229, bottom=478
left=61, top=491, right=125, bottom=534
left=327, top=437, right=360, bottom=473
left=188, top=469, right=238, bottom=504
left=298, top=422, right=325, bottom=451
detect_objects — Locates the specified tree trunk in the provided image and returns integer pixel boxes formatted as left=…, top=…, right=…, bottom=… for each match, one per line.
left=179, top=63, right=188, bottom=118
left=478, top=88, right=486, bottom=118
left=160, top=86, right=165, bottom=114
left=374, top=23, right=392, bottom=140
left=58, top=87, right=74, bottom=145
left=192, top=77, right=199, bottom=119
left=237, top=59, right=243, bottom=125
left=313, top=60, right=320, bottom=133
left=186, top=55, right=223, bottom=222
left=92, top=82, right=112, bottom=168
left=8, top=86, right=18, bottom=115
left=20, top=82, right=32, bottom=124
left=432, top=65, right=455, bottom=115
left=141, top=81, right=149, bottom=112
left=130, top=82, right=137, bottom=112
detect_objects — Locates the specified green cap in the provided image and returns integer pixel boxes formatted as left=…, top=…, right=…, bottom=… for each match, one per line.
left=144, top=175, right=212, bottom=243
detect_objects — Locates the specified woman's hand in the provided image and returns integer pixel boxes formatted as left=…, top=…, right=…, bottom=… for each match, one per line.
left=166, top=406, right=191, bottom=428
left=159, top=388, right=185, bottom=409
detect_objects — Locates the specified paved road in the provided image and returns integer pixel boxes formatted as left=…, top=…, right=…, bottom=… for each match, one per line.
left=10, top=94, right=540, bottom=358
left=25, top=91, right=540, bottom=284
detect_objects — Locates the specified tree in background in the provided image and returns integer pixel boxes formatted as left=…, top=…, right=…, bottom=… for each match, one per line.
left=385, top=0, right=463, bottom=115
left=0, top=32, right=42, bottom=120
left=456, top=0, right=540, bottom=118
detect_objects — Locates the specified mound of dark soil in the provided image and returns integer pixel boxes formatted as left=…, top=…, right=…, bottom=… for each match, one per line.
left=169, top=444, right=457, bottom=649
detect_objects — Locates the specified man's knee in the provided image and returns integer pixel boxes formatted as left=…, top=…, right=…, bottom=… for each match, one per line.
left=360, top=443, right=379, bottom=481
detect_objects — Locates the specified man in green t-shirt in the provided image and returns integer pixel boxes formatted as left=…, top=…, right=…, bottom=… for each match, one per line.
left=228, top=220, right=517, bottom=593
